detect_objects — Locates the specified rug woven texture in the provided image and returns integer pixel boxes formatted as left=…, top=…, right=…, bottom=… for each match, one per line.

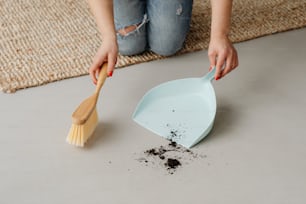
left=1, top=0, right=306, bottom=93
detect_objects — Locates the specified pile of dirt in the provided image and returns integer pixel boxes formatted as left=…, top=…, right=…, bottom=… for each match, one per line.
left=137, top=140, right=206, bottom=175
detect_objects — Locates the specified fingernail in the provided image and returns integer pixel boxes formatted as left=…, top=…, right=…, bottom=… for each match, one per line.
left=108, top=71, right=113, bottom=77
left=215, top=76, right=220, bottom=80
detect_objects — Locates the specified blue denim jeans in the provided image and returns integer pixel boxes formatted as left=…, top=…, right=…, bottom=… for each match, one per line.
left=114, top=0, right=193, bottom=56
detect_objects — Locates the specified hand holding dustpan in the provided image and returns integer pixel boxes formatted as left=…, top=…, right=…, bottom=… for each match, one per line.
left=133, top=67, right=217, bottom=148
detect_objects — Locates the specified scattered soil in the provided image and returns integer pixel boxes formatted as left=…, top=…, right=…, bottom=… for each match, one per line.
left=168, top=130, right=182, bottom=141
left=165, top=158, right=181, bottom=169
left=136, top=119, right=207, bottom=175
left=169, top=141, right=177, bottom=148
left=137, top=139, right=205, bottom=175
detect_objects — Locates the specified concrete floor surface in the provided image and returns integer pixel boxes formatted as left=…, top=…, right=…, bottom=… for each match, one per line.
left=1, top=28, right=306, bottom=204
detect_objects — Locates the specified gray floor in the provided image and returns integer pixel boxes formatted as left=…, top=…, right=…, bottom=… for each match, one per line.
left=1, top=28, right=306, bottom=204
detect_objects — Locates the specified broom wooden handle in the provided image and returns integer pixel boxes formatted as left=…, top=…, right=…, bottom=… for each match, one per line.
left=95, top=63, right=108, bottom=95
left=71, top=63, right=109, bottom=125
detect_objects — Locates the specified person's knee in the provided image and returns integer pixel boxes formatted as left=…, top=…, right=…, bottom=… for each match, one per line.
left=116, top=16, right=148, bottom=56
left=149, top=37, right=184, bottom=57
left=117, top=30, right=147, bottom=56
left=118, top=41, right=146, bottom=56
left=148, top=22, right=188, bottom=56
left=150, top=46, right=181, bottom=57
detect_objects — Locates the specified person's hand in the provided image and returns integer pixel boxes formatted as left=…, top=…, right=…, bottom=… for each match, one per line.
left=208, top=35, right=238, bottom=80
left=89, top=36, right=118, bottom=84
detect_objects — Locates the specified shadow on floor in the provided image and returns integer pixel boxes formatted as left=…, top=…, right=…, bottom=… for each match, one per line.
left=84, top=121, right=118, bottom=149
left=197, top=102, right=240, bottom=146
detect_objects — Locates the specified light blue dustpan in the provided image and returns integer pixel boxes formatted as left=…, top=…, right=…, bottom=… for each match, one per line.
left=133, top=68, right=217, bottom=148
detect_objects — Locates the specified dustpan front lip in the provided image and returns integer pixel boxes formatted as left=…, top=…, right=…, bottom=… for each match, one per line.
left=133, top=115, right=215, bottom=149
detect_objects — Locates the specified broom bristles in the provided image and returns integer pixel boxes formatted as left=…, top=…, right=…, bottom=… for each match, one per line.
left=66, top=108, right=98, bottom=147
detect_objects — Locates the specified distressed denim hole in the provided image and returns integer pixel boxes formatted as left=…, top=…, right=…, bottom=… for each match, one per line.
left=176, top=4, right=183, bottom=15
left=117, top=14, right=148, bottom=37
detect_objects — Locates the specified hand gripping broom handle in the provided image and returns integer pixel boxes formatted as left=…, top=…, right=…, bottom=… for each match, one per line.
left=95, top=63, right=108, bottom=97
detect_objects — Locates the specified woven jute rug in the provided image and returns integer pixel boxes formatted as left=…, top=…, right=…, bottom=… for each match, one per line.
left=1, top=0, right=306, bottom=93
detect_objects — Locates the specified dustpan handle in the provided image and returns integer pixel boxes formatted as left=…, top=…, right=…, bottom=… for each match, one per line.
left=95, top=63, right=108, bottom=94
left=202, top=66, right=216, bottom=82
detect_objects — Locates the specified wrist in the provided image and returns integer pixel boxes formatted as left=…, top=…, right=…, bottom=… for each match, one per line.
left=210, top=35, right=231, bottom=45
left=210, top=30, right=229, bottom=40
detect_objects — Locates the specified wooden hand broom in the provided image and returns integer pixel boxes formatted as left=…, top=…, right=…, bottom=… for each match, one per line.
left=67, top=63, right=108, bottom=147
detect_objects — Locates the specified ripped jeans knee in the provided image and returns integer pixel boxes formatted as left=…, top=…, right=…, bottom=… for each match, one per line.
left=116, top=14, right=148, bottom=56
left=113, top=0, right=193, bottom=56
